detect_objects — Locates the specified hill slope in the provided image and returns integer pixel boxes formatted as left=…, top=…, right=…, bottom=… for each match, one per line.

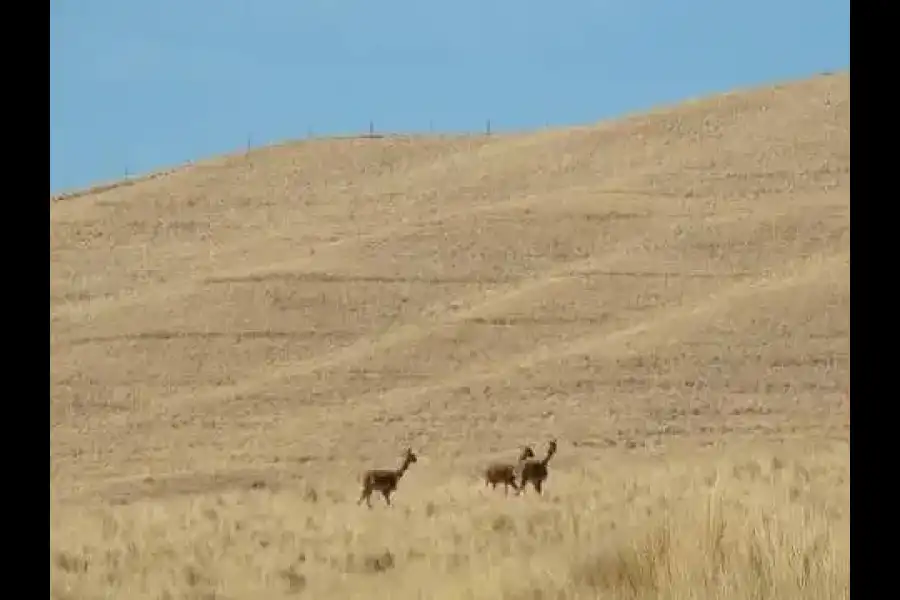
left=50, top=73, right=850, bottom=600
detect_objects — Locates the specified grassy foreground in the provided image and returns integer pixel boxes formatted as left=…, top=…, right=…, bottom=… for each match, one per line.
left=51, top=440, right=848, bottom=600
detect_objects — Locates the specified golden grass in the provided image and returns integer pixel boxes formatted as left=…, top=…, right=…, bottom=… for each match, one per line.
left=50, top=72, right=850, bottom=599
left=50, top=442, right=849, bottom=599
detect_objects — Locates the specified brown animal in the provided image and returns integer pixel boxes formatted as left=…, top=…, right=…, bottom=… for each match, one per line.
left=484, top=446, right=536, bottom=495
left=518, top=439, right=558, bottom=495
left=357, top=448, right=418, bottom=508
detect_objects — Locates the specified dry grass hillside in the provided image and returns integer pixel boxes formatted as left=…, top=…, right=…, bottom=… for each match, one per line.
left=50, top=73, right=850, bottom=600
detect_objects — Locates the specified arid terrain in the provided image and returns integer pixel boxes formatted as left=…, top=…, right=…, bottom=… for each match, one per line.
left=50, top=72, right=850, bottom=600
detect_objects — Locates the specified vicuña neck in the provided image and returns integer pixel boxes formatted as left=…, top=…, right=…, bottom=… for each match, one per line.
left=395, top=457, right=411, bottom=477
left=541, top=449, right=556, bottom=466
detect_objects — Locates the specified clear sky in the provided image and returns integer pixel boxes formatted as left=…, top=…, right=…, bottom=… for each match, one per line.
left=50, top=0, right=849, bottom=194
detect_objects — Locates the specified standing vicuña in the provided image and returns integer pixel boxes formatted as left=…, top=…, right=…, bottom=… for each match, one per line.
left=484, top=446, right=535, bottom=495
left=518, top=439, right=558, bottom=495
left=357, top=448, right=418, bottom=508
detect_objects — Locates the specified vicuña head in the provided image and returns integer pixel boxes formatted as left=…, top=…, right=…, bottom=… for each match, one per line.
left=357, top=447, right=418, bottom=508
left=484, top=445, right=535, bottom=495
left=518, top=439, right=558, bottom=495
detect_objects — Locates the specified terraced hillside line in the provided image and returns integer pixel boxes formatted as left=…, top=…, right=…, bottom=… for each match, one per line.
left=249, top=251, right=849, bottom=436
left=49, top=177, right=672, bottom=329
left=112, top=211, right=768, bottom=419
left=50, top=191, right=639, bottom=341
left=233, top=200, right=830, bottom=390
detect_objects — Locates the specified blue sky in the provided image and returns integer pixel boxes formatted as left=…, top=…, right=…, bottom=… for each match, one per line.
left=50, top=0, right=849, bottom=194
